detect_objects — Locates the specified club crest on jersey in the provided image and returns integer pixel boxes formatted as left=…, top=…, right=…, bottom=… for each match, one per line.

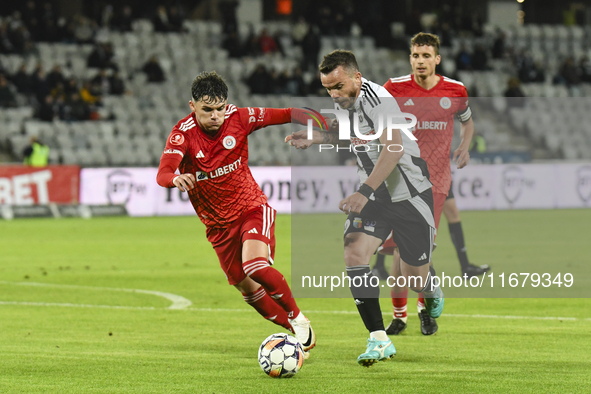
left=223, top=136, right=236, bottom=149
left=170, top=133, right=185, bottom=146
left=439, top=97, right=452, bottom=109
left=358, top=112, right=364, bottom=124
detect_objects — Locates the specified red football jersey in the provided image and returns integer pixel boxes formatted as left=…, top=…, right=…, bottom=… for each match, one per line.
left=157, top=105, right=292, bottom=228
left=383, top=74, right=471, bottom=195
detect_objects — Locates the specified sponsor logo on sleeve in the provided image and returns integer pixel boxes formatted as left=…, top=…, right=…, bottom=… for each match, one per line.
left=169, top=133, right=185, bottom=146
left=163, top=149, right=184, bottom=157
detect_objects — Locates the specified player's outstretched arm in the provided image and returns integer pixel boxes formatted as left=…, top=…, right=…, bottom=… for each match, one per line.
left=453, top=117, right=474, bottom=169
left=285, top=129, right=339, bottom=149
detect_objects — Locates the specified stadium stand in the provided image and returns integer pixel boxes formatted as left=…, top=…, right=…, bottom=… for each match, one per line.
left=1, top=2, right=591, bottom=165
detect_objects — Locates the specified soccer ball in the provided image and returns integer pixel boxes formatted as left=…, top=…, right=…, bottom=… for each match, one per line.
left=258, top=333, right=304, bottom=378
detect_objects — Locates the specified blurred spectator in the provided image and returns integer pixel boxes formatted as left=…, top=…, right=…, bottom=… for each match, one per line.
left=492, top=29, right=506, bottom=59
left=153, top=6, right=173, bottom=33
left=317, top=6, right=334, bottom=35
left=50, top=81, right=67, bottom=101
left=469, top=134, right=487, bottom=153
left=36, top=95, right=58, bottom=121
left=73, top=15, right=96, bottom=44
left=0, top=22, right=15, bottom=53
left=291, top=17, right=308, bottom=46
left=285, top=67, right=307, bottom=96
left=468, top=12, right=483, bottom=37
left=243, top=24, right=260, bottom=57
left=246, top=65, right=272, bottom=94
left=515, top=50, right=544, bottom=83
left=223, top=31, right=244, bottom=58
left=64, top=92, right=90, bottom=121
left=142, top=55, right=165, bottom=82
left=109, top=71, right=125, bottom=95
left=11, top=64, right=33, bottom=95
left=301, top=26, right=320, bottom=72
left=504, top=77, right=526, bottom=109
left=168, top=7, right=186, bottom=32
left=23, top=137, right=49, bottom=166
left=270, top=69, right=283, bottom=94
left=307, top=72, right=327, bottom=97
left=555, top=57, right=580, bottom=87
left=31, top=66, right=51, bottom=104
left=22, top=1, right=40, bottom=39
left=219, top=0, right=239, bottom=35
left=258, top=29, right=278, bottom=54
left=91, top=68, right=111, bottom=96
left=455, top=45, right=472, bottom=71
left=472, top=44, right=488, bottom=71
left=80, top=81, right=100, bottom=105
left=87, top=43, right=117, bottom=70
left=580, top=56, right=591, bottom=83
left=10, top=22, right=32, bottom=54
left=0, top=74, right=18, bottom=108
left=64, top=77, right=79, bottom=98
left=115, top=6, right=134, bottom=32
left=39, top=2, right=59, bottom=42
left=101, top=4, right=114, bottom=28
left=46, top=65, right=65, bottom=90
left=504, top=77, right=525, bottom=98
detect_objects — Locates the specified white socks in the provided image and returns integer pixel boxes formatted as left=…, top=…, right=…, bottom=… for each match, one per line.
left=370, top=330, right=389, bottom=341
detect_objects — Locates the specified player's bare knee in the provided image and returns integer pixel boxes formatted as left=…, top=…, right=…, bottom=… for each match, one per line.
left=234, top=276, right=260, bottom=294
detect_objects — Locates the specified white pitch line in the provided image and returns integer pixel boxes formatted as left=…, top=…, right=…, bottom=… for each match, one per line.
left=0, top=301, right=157, bottom=310
left=0, top=282, right=588, bottom=321
left=0, top=281, right=192, bottom=310
left=0, top=299, right=589, bottom=322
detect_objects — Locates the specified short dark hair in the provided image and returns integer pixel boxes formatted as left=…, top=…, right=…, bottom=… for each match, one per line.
left=318, top=50, right=359, bottom=75
left=410, top=32, right=441, bottom=55
left=191, top=71, right=228, bottom=103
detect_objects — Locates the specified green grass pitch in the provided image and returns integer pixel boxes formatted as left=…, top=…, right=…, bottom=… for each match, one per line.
left=1, top=211, right=590, bottom=393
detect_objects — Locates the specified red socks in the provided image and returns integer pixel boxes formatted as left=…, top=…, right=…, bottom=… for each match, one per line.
left=391, top=288, right=409, bottom=319
left=243, top=258, right=301, bottom=319
left=242, top=287, right=292, bottom=332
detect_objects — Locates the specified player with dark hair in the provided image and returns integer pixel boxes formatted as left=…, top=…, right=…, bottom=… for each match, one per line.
left=288, top=50, right=444, bottom=367
left=156, top=71, right=316, bottom=357
left=379, top=32, right=489, bottom=336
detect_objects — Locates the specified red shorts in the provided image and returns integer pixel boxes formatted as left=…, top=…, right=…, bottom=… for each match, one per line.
left=206, top=203, right=276, bottom=285
left=378, top=192, right=447, bottom=255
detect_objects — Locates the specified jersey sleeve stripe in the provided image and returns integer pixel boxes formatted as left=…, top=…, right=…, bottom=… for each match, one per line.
left=390, top=75, right=412, bottom=82
left=442, top=77, right=465, bottom=86
left=361, top=84, right=381, bottom=107
left=457, top=106, right=472, bottom=122
left=225, top=104, right=238, bottom=118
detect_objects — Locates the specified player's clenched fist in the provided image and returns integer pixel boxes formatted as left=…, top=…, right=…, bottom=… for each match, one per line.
left=173, top=173, right=196, bottom=192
